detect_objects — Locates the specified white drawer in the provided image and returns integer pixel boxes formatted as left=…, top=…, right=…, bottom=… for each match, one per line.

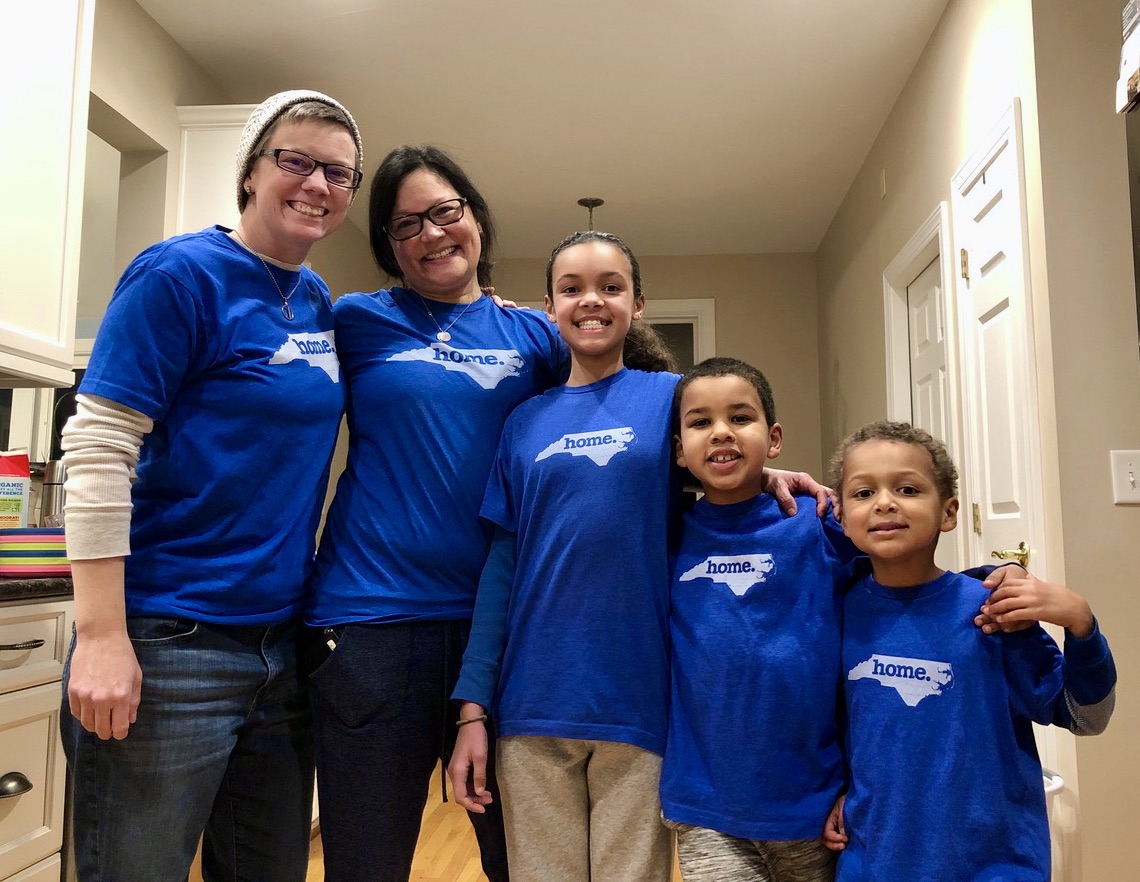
left=5, top=854, right=60, bottom=882
left=0, top=683, right=67, bottom=881
left=0, top=603, right=72, bottom=697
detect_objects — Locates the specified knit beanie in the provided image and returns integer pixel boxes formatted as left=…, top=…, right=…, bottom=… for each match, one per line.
left=236, top=89, right=364, bottom=212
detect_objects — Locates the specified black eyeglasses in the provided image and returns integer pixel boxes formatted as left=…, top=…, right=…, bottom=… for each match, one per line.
left=384, top=198, right=469, bottom=241
left=258, top=148, right=362, bottom=190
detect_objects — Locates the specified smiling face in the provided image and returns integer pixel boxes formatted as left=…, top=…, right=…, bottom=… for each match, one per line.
left=388, top=168, right=483, bottom=302
left=545, top=239, right=645, bottom=384
left=675, top=374, right=783, bottom=506
left=240, top=118, right=357, bottom=264
left=837, top=438, right=959, bottom=586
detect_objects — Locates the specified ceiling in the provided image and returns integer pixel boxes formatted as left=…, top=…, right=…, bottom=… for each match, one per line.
left=134, top=0, right=950, bottom=259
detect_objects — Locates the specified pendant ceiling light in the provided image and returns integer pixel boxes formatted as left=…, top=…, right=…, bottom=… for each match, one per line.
left=577, top=197, right=604, bottom=228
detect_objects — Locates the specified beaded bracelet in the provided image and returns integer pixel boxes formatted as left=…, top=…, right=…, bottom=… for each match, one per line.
left=456, top=713, right=488, bottom=727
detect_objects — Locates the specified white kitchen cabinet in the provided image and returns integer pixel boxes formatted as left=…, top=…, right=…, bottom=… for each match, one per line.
left=0, top=599, right=73, bottom=882
left=4, top=856, right=61, bottom=882
left=0, top=1, right=94, bottom=388
left=175, top=105, right=256, bottom=236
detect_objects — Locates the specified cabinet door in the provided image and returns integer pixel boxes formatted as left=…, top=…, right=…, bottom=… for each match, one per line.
left=0, top=601, right=73, bottom=696
left=5, top=853, right=60, bottom=882
left=0, top=1, right=94, bottom=388
left=0, top=683, right=68, bottom=881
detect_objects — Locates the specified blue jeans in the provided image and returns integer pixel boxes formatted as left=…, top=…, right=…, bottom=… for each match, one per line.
left=308, top=619, right=509, bottom=882
left=61, top=617, right=314, bottom=882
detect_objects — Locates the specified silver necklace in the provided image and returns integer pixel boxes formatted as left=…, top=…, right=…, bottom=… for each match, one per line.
left=416, top=292, right=476, bottom=342
left=233, top=229, right=301, bottom=321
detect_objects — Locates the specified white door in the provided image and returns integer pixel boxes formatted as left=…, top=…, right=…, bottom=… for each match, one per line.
left=907, top=256, right=949, bottom=439
left=951, top=102, right=1045, bottom=579
left=882, top=204, right=963, bottom=572
left=951, top=100, right=1072, bottom=880
left=906, top=255, right=961, bottom=573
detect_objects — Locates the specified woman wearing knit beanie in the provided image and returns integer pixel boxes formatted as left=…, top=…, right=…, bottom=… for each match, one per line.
left=58, top=90, right=362, bottom=882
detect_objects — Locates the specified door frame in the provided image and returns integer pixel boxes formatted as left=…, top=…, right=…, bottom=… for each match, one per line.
left=882, top=202, right=967, bottom=566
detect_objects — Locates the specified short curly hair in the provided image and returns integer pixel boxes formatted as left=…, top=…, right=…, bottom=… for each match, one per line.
left=828, top=420, right=958, bottom=501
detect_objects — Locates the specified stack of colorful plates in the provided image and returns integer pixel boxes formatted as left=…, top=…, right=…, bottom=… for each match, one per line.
left=0, top=528, right=70, bottom=577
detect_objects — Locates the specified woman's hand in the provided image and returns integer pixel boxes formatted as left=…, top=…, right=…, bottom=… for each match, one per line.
left=447, top=702, right=494, bottom=813
left=67, top=629, right=142, bottom=741
left=67, top=557, right=142, bottom=740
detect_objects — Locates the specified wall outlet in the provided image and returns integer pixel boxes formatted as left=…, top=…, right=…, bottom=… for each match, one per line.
left=1110, top=450, right=1140, bottom=504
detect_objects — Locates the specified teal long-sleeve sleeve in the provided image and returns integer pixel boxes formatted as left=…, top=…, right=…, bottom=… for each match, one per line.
left=452, top=525, right=516, bottom=709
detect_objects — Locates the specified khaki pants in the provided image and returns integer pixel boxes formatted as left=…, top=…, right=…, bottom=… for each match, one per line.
left=497, top=735, right=674, bottom=882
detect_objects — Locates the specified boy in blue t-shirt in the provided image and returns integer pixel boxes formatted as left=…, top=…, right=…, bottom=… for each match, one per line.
left=661, top=357, right=859, bottom=881
left=823, top=420, right=1116, bottom=881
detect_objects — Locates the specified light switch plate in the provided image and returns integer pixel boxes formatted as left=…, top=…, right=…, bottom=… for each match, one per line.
left=1110, top=450, right=1140, bottom=504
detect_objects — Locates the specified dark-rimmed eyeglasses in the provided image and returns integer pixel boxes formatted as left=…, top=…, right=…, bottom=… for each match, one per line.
left=384, top=198, right=469, bottom=241
left=258, top=148, right=362, bottom=190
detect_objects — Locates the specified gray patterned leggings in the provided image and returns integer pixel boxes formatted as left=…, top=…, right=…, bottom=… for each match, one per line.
left=669, top=822, right=836, bottom=882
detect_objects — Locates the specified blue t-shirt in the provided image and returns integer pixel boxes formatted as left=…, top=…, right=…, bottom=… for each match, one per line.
left=660, top=494, right=858, bottom=840
left=839, top=571, right=1066, bottom=881
left=480, top=368, right=679, bottom=755
left=79, top=226, right=344, bottom=624
left=305, top=288, right=567, bottom=626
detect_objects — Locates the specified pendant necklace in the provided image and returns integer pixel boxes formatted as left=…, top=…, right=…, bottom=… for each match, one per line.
left=416, top=292, right=476, bottom=342
left=233, top=229, right=301, bottom=321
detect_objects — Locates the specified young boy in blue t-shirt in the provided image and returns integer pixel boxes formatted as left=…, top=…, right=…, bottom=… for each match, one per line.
left=823, top=419, right=1116, bottom=881
left=660, top=357, right=860, bottom=881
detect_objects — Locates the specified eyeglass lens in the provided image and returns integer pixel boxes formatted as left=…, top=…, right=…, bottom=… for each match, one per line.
left=386, top=199, right=466, bottom=240
left=270, top=149, right=360, bottom=189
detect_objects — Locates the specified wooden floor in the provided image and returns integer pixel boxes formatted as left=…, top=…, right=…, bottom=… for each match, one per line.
left=304, top=764, right=488, bottom=881
left=196, top=763, right=680, bottom=882
left=190, top=764, right=487, bottom=882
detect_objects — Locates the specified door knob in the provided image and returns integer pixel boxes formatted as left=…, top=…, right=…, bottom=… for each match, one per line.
left=991, top=541, right=1030, bottom=569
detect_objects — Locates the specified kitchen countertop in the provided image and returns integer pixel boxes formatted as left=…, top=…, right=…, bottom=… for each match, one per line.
left=0, top=576, right=74, bottom=603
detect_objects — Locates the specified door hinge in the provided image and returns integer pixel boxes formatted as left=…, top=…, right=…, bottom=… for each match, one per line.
left=960, top=248, right=969, bottom=281
left=972, top=502, right=981, bottom=535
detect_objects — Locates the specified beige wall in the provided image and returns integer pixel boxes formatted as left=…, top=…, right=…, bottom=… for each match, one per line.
left=817, top=0, right=1140, bottom=876
left=308, top=223, right=385, bottom=303
left=76, top=132, right=121, bottom=336
left=494, top=252, right=823, bottom=474
left=90, top=0, right=231, bottom=238
left=1029, top=2, right=1140, bottom=878
left=816, top=0, right=1039, bottom=452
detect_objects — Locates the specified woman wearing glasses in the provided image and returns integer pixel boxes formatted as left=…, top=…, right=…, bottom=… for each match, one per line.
left=59, top=90, right=362, bottom=882
left=302, top=145, right=566, bottom=882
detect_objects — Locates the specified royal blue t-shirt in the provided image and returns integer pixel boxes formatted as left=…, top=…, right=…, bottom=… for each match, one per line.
left=839, top=571, right=1063, bottom=881
left=79, top=226, right=344, bottom=624
left=480, top=369, right=679, bottom=755
left=305, top=288, right=567, bottom=626
left=661, top=494, right=858, bottom=839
